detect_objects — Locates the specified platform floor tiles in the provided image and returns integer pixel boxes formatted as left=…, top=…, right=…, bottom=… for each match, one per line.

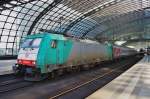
left=86, top=55, right=150, bottom=99
left=0, top=60, right=16, bottom=75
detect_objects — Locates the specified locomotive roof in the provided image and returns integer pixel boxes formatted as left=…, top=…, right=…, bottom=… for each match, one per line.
left=25, top=32, right=67, bottom=40
left=26, top=32, right=109, bottom=45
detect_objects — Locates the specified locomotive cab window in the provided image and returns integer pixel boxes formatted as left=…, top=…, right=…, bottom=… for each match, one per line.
left=51, top=40, right=57, bottom=48
left=21, top=38, right=42, bottom=48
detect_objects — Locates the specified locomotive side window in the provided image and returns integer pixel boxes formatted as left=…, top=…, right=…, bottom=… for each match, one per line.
left=64, top=41, right=67, bottom=46
left=51, top=40, right=57, bottom=48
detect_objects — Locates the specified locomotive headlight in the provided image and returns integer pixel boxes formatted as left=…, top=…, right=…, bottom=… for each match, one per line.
left=17, top=59, right=22, bottom=64
left=32, top=61, right=36, bottom=65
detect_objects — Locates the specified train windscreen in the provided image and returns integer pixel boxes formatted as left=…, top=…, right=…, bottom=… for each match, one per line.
left=21, top=38, right=42, bottom=48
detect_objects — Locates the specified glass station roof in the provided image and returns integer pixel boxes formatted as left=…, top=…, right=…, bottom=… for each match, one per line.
left=0, top=0, right=150, bottom=56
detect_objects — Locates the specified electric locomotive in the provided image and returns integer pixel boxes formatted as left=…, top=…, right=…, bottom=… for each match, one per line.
left=13, top=32, right=137, bottom=81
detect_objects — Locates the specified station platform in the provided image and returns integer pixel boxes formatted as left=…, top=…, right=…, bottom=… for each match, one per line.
left=0, top=60, right=16, bottom=75
left=86, top=55, right=150, bottom=99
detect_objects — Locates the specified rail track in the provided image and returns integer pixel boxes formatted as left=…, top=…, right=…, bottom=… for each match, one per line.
left=48, top=56, right=142, bottom=99
left=0, top=78, right=33, bottom=93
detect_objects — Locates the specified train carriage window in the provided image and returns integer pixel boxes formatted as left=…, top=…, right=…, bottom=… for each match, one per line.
left=51, top=40, right=57, bottom=48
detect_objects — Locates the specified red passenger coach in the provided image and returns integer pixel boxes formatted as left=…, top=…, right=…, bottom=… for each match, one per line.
left=113, top=45, right=137, bottom=59
left=113, top=47, right=121, bottom=58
